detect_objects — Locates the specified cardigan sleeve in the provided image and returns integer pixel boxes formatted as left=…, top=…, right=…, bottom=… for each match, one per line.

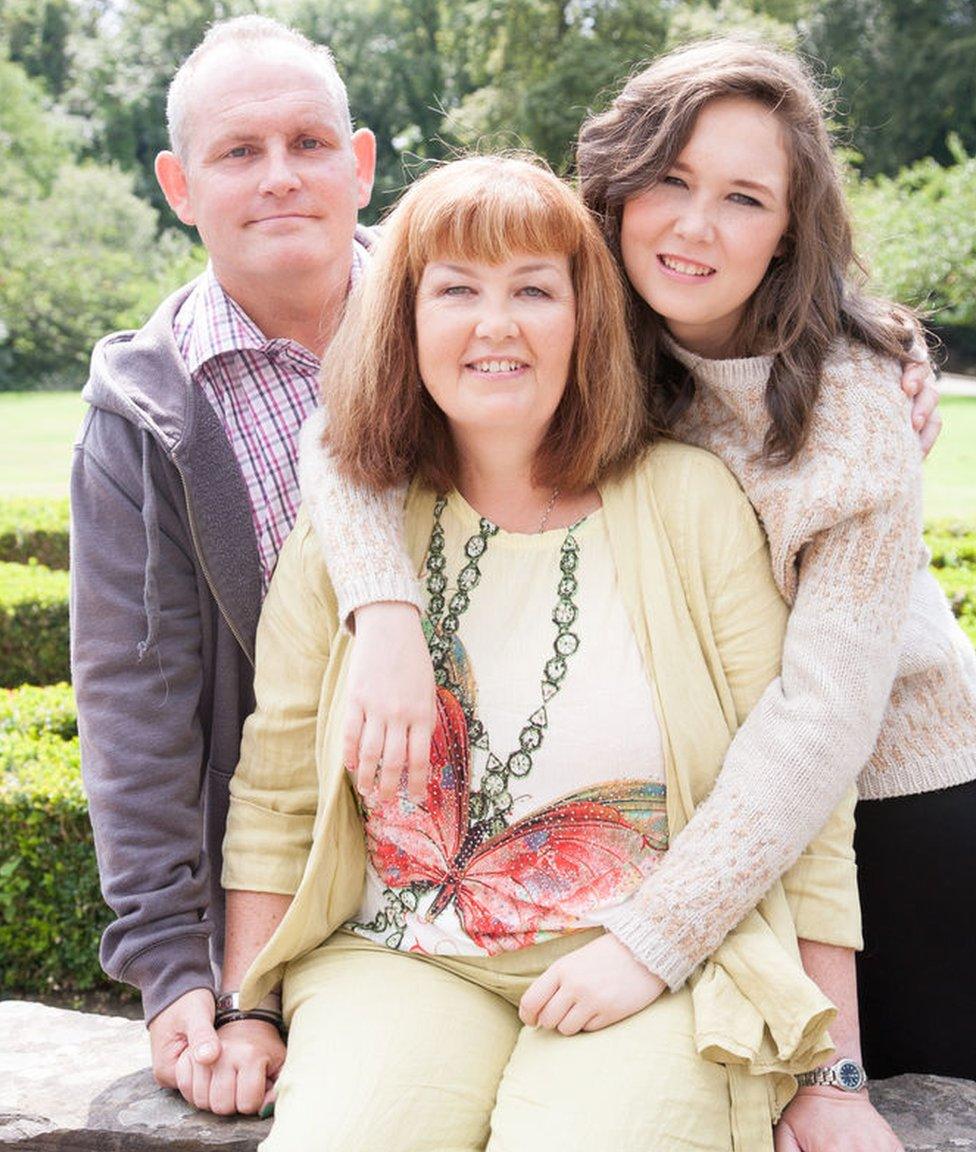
left=298, top=408, right=423, bottom=625
left=222, top=512, right=338, bottom=896
left=695, top=498, right=862, bottom=951
left=600, top=452, right=920, bottom=988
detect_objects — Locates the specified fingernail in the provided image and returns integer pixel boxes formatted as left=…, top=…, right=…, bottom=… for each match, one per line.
left=259, top=1102, right=275, bottom=1119
left=195, top=1041, right=216, bottom=1060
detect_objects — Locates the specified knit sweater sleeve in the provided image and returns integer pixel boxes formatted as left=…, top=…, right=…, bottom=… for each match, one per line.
left=298, top=408, right=423, bottom=625
left=600, top=350, right=922, bottom=989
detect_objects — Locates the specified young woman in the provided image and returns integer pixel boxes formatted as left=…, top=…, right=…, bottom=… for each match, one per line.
left=299, top=36, right=976, bottom=1098
left=186, top=157, right=890, bottom=1151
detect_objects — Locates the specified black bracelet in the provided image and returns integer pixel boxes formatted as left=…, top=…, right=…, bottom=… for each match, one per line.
left=214, top=1008, right=287, bottom=1038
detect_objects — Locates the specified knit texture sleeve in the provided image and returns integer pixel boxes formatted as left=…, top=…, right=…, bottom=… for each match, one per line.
left=298, top=408, right=423, bottom=625
left=600, top=467, right=921, bottom=990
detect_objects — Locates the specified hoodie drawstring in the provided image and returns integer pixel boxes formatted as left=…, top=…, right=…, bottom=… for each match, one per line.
left=137, top=429, right=162, bottom=662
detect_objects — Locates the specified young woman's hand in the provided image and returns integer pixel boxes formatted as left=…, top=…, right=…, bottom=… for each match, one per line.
left=775, top=1087, right=903, bottom=1152
left=519, top=932, right=666, bottom=1035
left=344, top=602, right=436, bottom=803
left=174, top=1018, right=285, bottom=1115
left=899, top=358, right=941, bottom=457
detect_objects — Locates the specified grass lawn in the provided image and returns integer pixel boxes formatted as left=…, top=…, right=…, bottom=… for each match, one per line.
left=0, top=390, right=973, bottom=521
left=924, top=396, right=976, bottom=524
left=0, top=392, right=87, bottom=500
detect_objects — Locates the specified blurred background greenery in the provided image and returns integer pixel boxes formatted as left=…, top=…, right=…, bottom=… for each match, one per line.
left=2, top=0, right=976, bottom=391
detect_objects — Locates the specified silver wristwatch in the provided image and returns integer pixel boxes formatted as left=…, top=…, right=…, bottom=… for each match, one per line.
left=795, top=1058, right=867, bottom=1092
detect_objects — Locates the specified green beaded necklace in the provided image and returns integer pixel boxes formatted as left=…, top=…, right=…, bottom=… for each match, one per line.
left=424, top=495, right=583, bottom=832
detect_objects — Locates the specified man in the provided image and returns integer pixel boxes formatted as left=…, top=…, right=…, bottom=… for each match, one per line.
left=70, top=14, right=375, bottom=1091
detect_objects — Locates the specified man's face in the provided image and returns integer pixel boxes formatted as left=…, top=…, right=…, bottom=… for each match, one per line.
left=156, top=42, right=374, bottom=299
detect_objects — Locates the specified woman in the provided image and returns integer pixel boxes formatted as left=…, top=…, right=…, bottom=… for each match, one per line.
left=300, top=38, right=976, bottom=1095
left=183, top=156, right=884, bottom=1151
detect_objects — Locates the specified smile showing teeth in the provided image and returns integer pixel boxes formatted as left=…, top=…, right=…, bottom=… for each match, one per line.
left=660, top=254, right=715, bottom=276
left=468, top=359, right=525, bottom=374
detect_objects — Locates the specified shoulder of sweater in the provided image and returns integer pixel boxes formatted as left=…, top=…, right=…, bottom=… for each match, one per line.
left=808, top=338, right=919, bottom=465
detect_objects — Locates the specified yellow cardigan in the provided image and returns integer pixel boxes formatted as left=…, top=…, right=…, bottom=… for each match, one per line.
left=223, top=441, right=861, bottom=1136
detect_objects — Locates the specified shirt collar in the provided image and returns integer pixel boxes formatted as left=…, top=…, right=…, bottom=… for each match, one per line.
left=174, top=231, right=373, bottom=377
left=175, top=264, right=269, bottom=376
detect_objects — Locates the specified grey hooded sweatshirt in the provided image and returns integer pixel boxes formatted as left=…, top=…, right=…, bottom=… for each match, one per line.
left=71, top=280, right=263, bottom=1023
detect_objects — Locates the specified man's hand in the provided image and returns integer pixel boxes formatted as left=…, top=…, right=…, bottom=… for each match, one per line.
left=519, top=932, right=666, bottom=1035
left=775, top=1087, right=903, bottom=1152
left=899, top=358, right=941, bottom=457
left=148, top=987, right=220, bottom=1089
left=175, top=1018, right=285, bottom=1115
left=345, top=602, right=436, bottom=804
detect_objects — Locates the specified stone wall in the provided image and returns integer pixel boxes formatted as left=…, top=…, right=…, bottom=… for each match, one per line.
left=2, top=1001, right=973, bottom=1151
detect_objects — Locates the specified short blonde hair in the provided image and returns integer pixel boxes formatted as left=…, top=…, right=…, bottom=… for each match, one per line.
left=166, top=15, right=351, bottom=162
left=323, top=155, right=650, bottom=493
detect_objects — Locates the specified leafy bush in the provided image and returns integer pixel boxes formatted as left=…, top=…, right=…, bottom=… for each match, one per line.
left=850, top=138, right=976, bottom=328
left=0, top=682, right=76, bottom=739
left=925, top=526, right=976, bottom=647
left=0, top=498, right=69, bottom=567
left=0, top=725, right=110, bottom=993
left=0, top=561, right=69, bottom=686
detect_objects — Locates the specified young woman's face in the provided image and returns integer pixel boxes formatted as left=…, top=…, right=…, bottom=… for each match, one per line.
left=415, top=251, right=577, bottom=442
left=620, top=96, right=790, bottom=357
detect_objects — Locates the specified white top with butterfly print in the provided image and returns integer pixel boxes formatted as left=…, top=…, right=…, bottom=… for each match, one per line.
left=347, top=490, right=668, bottom=957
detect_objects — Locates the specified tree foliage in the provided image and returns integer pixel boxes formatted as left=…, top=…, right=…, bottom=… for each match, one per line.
left=803, top=0, right=976, bottom=177
left=2, top=0, right=976, bottom=387
left=0, top=56, right=199, bottom=388
left=849, top=137, right=976, bottom=327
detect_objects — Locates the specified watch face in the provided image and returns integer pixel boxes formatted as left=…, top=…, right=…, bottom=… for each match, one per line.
left=837, top=1060, right=865, bottom=1090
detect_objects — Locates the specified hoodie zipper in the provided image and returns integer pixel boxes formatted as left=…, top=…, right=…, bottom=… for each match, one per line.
left=174, top=461, right=255, bottom=669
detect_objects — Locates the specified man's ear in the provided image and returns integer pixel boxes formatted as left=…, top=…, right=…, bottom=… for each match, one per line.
left=350, top=128, right=377, bottom=211
left=155, top=151, right=196, bottom=227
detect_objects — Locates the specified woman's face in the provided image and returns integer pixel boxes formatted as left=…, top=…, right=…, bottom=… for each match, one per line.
left=620, top=96, right=790, bottom=357
left=415, top=251, right=576, bottom=443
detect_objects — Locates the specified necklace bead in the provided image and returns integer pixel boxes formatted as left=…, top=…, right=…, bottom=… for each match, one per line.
left=423, top=494, right=584, bottom=824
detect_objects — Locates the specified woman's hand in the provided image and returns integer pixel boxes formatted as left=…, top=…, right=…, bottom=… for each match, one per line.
left=900, top=358, right=941, bottom=457
left=519, top=932, right=666, bottom=1035
left=775, top=1087, right=903, bottom=1152
left=344, top=602, right=436, bottom=803
left=174, top=1018, right=285, bottom=1115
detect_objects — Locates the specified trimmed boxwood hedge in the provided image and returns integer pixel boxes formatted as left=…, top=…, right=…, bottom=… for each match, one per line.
left=0, top=681, right=76, bottom=739
left=926, top=526, right=976, bottom=646
left=0, top=561, right=70, bottom=687
left=0, top=687, right=110, bottom=994
left=0, top=499, right=69, bottom=569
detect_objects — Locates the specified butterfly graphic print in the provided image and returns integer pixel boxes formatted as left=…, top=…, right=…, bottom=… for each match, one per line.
left=357, top=686, right=669, bottom=954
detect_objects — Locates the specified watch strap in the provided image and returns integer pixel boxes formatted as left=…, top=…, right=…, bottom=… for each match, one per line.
left=795, top=1058, right=867, bottom=1092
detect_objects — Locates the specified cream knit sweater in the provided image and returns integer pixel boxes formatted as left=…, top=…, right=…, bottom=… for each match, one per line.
left=299, top=338, right=976, bottom=987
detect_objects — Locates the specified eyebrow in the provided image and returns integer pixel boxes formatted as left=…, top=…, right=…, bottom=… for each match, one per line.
left=428, top=261, right=565, bottom=275
left=208, top=120, right=340, bottom=150
left=671, top=162, right=779, bottom=200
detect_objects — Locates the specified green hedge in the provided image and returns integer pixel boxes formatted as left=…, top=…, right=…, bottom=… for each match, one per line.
left=0, top=561, right=70, bottom=687
left=0, top=709, right=110, bottom=994
left=0, top=681, right=76, bottom=739
left=0, top=499, right=69, bottom=569
left=926, top=526, right=976, bottom=646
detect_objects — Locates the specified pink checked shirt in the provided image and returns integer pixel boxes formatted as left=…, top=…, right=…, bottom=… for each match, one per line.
left=172, top=240, right=369, bottom=591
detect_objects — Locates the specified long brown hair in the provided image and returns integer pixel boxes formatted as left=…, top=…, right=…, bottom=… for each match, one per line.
left=577, top=37, right=918, bottom=464
left=324, top=155, right=649, bottom=492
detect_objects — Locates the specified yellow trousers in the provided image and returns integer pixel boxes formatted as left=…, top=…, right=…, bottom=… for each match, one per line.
left=260, top=929, right=764, bottom=1152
